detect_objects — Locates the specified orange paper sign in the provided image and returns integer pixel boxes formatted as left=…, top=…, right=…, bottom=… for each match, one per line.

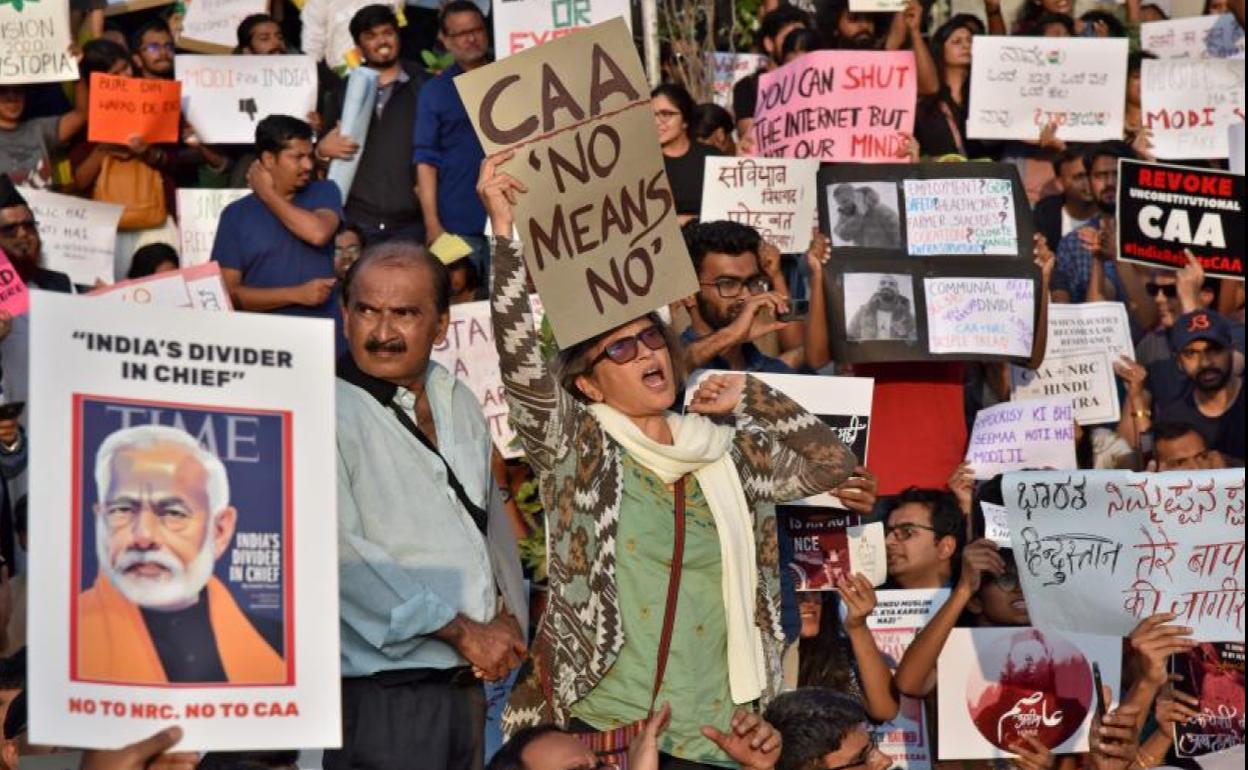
left=87, top=73, right=182, bottom=145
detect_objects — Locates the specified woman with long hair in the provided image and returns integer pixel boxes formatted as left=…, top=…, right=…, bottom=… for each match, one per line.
left=652, top=83, right=721, bottom=224
left=480, top=152, right=856, bottom=768
left=913, top=15, right=987, bottom=159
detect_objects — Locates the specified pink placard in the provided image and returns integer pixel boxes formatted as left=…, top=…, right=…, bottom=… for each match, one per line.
left=752, top=50, right=917, bottom=162
left=0, top=250, right=30, bottom=317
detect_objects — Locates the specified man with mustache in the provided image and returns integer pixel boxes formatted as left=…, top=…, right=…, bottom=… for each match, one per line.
left=832, top=184, right=901, bottom=248
left=211, top=115, right=342, bottom=323
left=77, top=425, right=284, bottom=684
left=331, top=242, right=526, bottom=770
left=1051, top=141, right=1136, bottom=304
left=1157, top=310, right=1245, bottom=463
left=847, top=274, right=917, bottom=342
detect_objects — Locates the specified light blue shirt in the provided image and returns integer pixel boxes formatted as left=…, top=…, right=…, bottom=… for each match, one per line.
left=336, top=361, right=498, bottom=676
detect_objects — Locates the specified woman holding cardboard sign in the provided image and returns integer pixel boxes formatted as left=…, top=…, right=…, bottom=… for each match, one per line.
left=479, top=151, right=857, bottom=768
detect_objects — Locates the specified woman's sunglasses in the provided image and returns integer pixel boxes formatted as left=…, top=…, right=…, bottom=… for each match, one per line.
left=591, top=326, right=667, bottom=366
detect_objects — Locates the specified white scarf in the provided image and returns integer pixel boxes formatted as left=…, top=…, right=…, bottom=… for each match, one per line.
left=588, top=403, right=766, bottom=704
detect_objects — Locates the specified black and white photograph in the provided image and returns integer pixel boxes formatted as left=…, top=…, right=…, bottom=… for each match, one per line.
left=827, top=181, right=902, bottom=249
left=844, top=272, right=919, bottom=343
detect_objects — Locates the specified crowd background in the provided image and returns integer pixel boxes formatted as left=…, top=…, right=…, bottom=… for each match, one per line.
left=0, top=0, right=1242, bottom=769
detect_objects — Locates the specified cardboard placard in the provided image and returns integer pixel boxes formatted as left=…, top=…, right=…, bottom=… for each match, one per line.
left=180, top=0, right=269, bottom=53
left=752, top=50, right=916, bottom=162
left=493, top=0, right=633, bottom=59
left=967, top=37, right=1128, bottom=143
left=177, top=56, right=318, bottom=144
left=454, top=19, right=696, bottom=348
left=700, top=157, right=818, bottom=253
left=816, top=163, right=1040, bottom=364
left=706, top=52, right=768, bottom=108
left=1004, top=469, right=1247, bottom=642
left=1142, top=58, right=1245, bottom=160
left=23, top=189, right=124, bottom=287
left=0, top=250, right=29, bottom=317
left=87, top=263, right=233, bottom=312
left=27, top=292, right=340, bottom=749
left=1141, top=14, right=1245, bottom=60
left=867, top=589, right=951, bottom=770
left=965, top=398, right=1077, bottom=480
left=938, top=627, right=1122, bottom=758
left=177, top=189, right=251, bottom=267
left=0, top=0, right=79, bottom=85
left=1171, top=642, right=1245, bottom=758
left=1117, top=159, right=1245, bottom=280
left=87, top=73, right=182, bottom=145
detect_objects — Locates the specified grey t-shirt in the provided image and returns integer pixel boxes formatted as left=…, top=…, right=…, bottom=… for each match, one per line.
left=0, top=116, right=60, bottom=187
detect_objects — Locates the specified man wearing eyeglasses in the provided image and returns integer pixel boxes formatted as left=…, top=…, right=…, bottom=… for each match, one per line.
left=879, top=488, right=964, bottom=590
left=130, top=20, right=176, bottom=81
left=680, top=221, right=799, bottom=374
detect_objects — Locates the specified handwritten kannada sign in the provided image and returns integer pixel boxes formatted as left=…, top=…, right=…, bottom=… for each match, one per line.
left=177, top=55, right=317, bottom=144
left=700, top=157, right=817, bottom=253
left=455, top=20, right=696, bottom=348
left=1143, top=58, right=1246, bottom=160
left=180, top=0, right=269, bottom=52
left=938, top=626, right=1122, bottom=758
left=1117, top=159, right=1244, bottom=281
left=177, top=189, right=250, bottom=267
left=1004, top=469, right=1247, bottom=642
left=0, top=0, right=79, bottom=85
left=22, top=189, right=124, bottom=287
left=1141, top=14, right=1245, bottom=60
left=904, top=178, right=1018, bottom=255
left=752, top=50, right=916, bottom=162
left=707, top=52, right=768, bottom=108
left=968, top=36, right=1127, bottom=143
left=493, top=0, right=632, bottom=58
left=965, top=398, right=1076, bottom=480
left=924, top=277, right=1035, bottom=358
left=0, top=250, right=29, bottom=317
left=868, top=589, right=950, bottom=770
left=87, top=73, right=181, bottom=145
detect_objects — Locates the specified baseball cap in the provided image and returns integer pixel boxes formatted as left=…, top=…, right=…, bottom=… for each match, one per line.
left=1170, top=310, right=1234, bottom=351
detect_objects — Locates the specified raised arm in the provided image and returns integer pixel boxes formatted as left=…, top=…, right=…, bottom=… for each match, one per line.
left=480, top=153, right=581, bottom=476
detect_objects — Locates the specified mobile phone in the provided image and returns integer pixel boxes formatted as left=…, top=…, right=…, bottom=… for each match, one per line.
left=0, top=402, right=24, bottom=421
left=1092, top=662, right=1107, bottom=721
left=777, top=298, right=810, bottom=322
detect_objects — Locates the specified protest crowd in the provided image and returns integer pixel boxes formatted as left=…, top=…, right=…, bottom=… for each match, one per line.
left=0, top=0, right=1243, bottom=770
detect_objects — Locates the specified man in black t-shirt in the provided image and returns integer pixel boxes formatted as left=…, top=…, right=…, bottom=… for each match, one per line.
left=1157, top=310, right=1245, bottom=463
left=732, top=4, right=813, bottom=140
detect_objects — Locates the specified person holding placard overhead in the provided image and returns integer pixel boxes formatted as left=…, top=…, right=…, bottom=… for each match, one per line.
left=479, top=153, right=856, bottom=768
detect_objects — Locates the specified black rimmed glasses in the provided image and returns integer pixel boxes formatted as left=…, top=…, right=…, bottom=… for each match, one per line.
left=700, top=274, right=771, bottom=299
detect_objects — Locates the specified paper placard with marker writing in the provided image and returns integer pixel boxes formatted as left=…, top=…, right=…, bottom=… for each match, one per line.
left=1003, top=469, right=1246, bottom=642
left=815, top=163, right=1040, bottom=365
left=180, top=0, right=269, bottom=53
left=177, top=189, right=251, bottom=267
left=27, top=293, right=339, bottom=750
left=87, top=73, right=182, bottom=145
left=87, top=263, right=232, bottom=312
left=454, top=19, right=696, bottom=348
left=0, top=250, right=29, bottom=317
left=1142, top=58, right=1245, bottom=160
left=965, top=398, right=1077, bottom=480
left=177, top=56, right=318, bottom=144
left=23, top=189, right=124, bottom=287
left=700, top=157, right=818, bottom=253
left=1141, top=14, right=1246, bottom=59
left=0, top=0, right=80, bottom=85
left=967, top=36, right=1127, bottom=143
left=492, top=0, right=632, bottom=59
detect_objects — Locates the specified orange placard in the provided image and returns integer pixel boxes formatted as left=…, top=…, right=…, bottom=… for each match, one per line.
left=87, top=73, right=182, bottom=145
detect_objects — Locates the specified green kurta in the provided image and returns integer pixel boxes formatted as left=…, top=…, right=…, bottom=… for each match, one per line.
left=570, top=453, right=737, bottom=766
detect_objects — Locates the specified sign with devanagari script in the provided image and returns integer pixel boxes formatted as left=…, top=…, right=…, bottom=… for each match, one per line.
left=1141, top=14, right=1245, bottom=60
left=1003, top=469, right=1246, bottom=642
left=700, top=158, right=817, bottom=252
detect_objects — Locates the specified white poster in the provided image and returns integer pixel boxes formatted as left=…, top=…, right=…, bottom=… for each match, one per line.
left=1143, top=58, right=1246, bottom=160
left=0, top=0, right=79, bottom=85
left=429, top=299, right=524, bottom=459
left=177, top=189, right=250, bottom=267
left=938, top=627, right=1122, bottom=759
left=493, top=0, right=633, bottom=59
left=706, top=52, right=768, bottom=108
left=27, top=292, right=340, bottom=750
left=177, top=55, right=317, bottom=144
left=965, top=397, right=1077, bottom=480
left=968, top=37, right=1128, bottom=142
left=180, top=0, right=269, bottom=51
left=1140, top=14, right=1245, bottom=60
left=700, top=158, right=818, bottom=253
left=850, top=0, right=906, bottom=10
left=923, top=277, right=1035, bottom=358
left=23, top=189, right=123, bottom=286
left=867, top=589, right=951, bottom=770
left=980, top=501, right=1012, bottom=548
left=87, top=263, right=233, bottom=312
left=1004, top=468, right=1246, bottom=641
left=1009, top=302, right=1133, bottom=425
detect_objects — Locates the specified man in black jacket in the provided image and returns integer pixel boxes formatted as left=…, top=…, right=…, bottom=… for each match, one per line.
left=1032, top=146, right=1096, bottom=252
left=316, top=5, right=425, bottom=245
